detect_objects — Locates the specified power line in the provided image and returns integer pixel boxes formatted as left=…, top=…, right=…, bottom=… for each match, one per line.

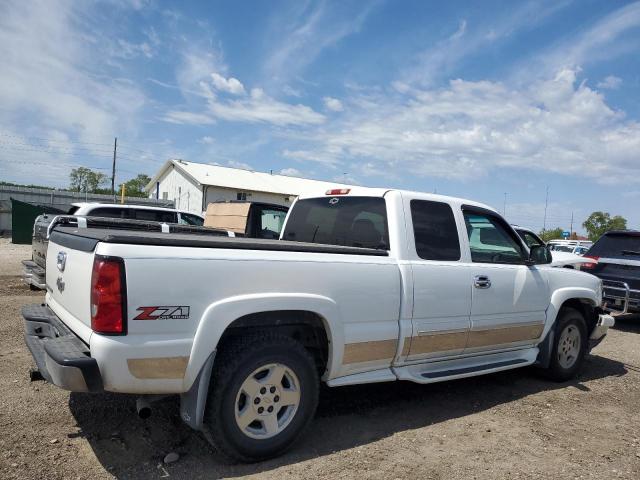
left=0, top=133, right=114, bottom=146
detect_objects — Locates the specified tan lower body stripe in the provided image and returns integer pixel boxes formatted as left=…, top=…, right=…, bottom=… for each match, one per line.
left=127, top=356, right=189, bottom=379
left=467, top=323, right=544, bottom=348
left=409, top=330, right=468, bottom=355
left=404, top=323, right=544, bottom=357
left=343, top=339, right=397, bottom=364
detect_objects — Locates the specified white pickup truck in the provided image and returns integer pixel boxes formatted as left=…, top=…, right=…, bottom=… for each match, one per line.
left=23, top=187, right=614, bottom=462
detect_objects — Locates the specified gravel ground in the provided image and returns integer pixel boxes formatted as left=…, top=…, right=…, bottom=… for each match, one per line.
left=0, top=237, right=639, bottom=479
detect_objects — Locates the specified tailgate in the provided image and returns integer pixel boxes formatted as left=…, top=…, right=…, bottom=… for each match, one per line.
left=46, top=236, right=95, bottom=343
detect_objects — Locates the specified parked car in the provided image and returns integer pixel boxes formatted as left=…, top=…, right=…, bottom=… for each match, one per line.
left=23, top=187, right=613, bottom=461
left=580, top=230, right=640, bottom=314
left=512, top=226, right=591, bottom=269
left=550, top=244, right=590, bottom=255
left=203, top=201, right=288, bottom=239
left=548, top=239, right=593, bottom=252
left=21, top=203, right=204, bottom=290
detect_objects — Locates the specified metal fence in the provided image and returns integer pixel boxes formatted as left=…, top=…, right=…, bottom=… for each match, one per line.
left=0, top=185, right=175, bottom=233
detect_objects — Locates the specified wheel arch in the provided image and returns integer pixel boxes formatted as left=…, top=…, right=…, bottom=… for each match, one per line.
left=537, top=289, right=599, bottom=369
left=180, top=293, right=340, bottom=432
left=185, top=293, right=342, bottom=391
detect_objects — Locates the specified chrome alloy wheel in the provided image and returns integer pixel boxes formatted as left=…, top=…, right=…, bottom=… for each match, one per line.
left=234, top=363, right=301, bottom=440
left=557, top=324, right=581, bottom=369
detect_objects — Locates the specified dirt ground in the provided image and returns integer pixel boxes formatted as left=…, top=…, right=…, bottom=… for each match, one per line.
left=0, top=237, right=639, bottom=479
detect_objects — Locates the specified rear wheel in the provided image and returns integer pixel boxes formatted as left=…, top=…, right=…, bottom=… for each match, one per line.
left=203, top=334, right=319, bottom=462
left=543, top=307, right=588, bottom=381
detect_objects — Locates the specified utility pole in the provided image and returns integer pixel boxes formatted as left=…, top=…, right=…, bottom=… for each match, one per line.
left=503, top=192, right=507, bottom=217
left=542, top=186, right=549, bottom=233
left=111, top=137, right=117, bottom=196
left=570, top=212, right=574, bottom=237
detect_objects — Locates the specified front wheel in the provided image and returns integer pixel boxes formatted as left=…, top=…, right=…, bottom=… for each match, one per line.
left=543, top=307, right=588, bottom=382
left=203, top=334, right=319, bottom=462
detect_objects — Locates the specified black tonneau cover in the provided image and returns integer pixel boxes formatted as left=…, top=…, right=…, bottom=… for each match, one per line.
left=50, top=226, right=389, bottom=256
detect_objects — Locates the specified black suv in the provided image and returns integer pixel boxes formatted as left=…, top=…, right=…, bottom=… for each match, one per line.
left=581, top=230, right=640, bottom=314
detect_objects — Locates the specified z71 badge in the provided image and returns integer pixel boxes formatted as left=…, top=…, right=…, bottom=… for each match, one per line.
left=134, top=306, right=190, bottom=320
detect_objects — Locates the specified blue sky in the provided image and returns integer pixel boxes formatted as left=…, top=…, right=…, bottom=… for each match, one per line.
left=1, top=0, right=640, bottom=233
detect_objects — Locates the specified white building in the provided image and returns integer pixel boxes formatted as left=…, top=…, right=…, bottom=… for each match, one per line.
left=146, top=159, right=353, bottom=214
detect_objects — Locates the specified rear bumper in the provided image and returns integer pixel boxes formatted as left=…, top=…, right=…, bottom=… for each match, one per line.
left=23, top=304, right=103, bottom=392
left=21, top=260, right=46, bottom=290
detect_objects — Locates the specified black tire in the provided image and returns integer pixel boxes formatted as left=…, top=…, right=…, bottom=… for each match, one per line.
left=543, top=307, right=588, bottom=382
left=29, top=284, right=39, bottom=291
left=203, top=333, right=319, bottom=462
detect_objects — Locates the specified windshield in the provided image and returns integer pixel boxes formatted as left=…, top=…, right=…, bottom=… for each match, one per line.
left=553, top=245, right=574, bottom=252
left=282, top=196, right=389, bottom=249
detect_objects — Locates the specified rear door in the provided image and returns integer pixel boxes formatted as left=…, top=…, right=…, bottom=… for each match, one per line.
left=462, top=208, right=548, bottom=354
left=405, top=198, right=471, bottom=361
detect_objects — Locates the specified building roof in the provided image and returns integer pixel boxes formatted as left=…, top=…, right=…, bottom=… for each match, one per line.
left=146, top=159, right=354, bottom=197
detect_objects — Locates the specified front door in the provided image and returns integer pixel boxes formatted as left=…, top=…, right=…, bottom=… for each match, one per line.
left=462, top=208, right=548, bottom=354
left=405, top=199, right=471, bottom=361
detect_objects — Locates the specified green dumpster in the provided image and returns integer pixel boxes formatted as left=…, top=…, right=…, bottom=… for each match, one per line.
left=10, top=198, right=65, bottom=244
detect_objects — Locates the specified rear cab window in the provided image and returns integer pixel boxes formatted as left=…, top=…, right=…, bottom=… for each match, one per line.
left=282, top=196, right=389, bottom=250
left=410, top=200, right=460, bottom=260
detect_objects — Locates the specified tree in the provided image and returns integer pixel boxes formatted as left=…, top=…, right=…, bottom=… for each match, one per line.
left=582, top=211, right=627, bottom=241
left=69, top=167, right=107, bottom=193
left=118, top=174, right=151, bottom=198
left=539, top=227, right=564, bottom=243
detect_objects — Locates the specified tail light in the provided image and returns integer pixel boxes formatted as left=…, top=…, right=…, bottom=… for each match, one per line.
left=325, top=188, right=350, bottom=195
left=580, top=255, right=599, bottom=270
left=91, top=256, right=127, bottom=334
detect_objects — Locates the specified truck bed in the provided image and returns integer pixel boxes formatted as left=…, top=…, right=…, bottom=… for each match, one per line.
left=50, top=226, right=389, bottom=256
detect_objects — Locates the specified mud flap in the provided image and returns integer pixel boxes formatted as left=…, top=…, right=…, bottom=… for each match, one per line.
left=179, top=351, right=216, bottom=431
left=534, top=329, right=554, bottom=369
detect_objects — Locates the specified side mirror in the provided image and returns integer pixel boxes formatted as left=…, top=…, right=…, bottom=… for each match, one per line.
left=527, top=244, right=553, bottom=265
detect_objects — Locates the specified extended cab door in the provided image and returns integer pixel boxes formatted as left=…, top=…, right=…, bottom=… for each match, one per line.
left=461, top=207, right=548, bottom=354
left=403, top=198, right=471, bottom=361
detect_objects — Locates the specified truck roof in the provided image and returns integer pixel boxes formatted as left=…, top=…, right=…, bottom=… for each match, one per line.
left=70, top=202, right=193, bottom=214
left=297, top=186, right=498, bottom=213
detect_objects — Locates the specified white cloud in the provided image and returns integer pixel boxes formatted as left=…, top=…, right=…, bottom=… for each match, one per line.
left=226, top=159, right=253, bottom=170
left=279, top=167, right=302, bottom=176
left=199, top=135, right=215, bottom=144
left=323, top=96, right=344, bottom=112
left=162, top=111, right=215, bottom=125
left=597, top=75, right=622, bottom=90
left=282, top=85, right=302, bottom=97
left=263, top=2, right=380, bottom=85
left=210, top=72, right=246, bottom=95
left=518, top=2, right=640, bottom=80
left=176, top=47, right=226, bottom=99
left=289, top=68, right=640, bottom=183
left=405, top=2, right=572, bottom=86
left=283, top=148, right=339, bottom=166
left=0, top=0, right=146, bottom=156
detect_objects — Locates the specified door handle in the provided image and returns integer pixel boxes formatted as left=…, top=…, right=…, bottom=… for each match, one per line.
left=474, top=275, right=491, bottom=289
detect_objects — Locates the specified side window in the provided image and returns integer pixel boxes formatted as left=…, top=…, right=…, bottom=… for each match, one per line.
left=89, top=207, right=129, bottom=219
left=257, top=208, right=287, bottom=239
left=464, top=211, right=526, bottom=264
left=133, top=209, right=177, bottom=223
left=179, top=213, right=204, bottom=226
left=410, top=200, right=461, bottom=261
left=521, top=231, right=543, bottom=248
